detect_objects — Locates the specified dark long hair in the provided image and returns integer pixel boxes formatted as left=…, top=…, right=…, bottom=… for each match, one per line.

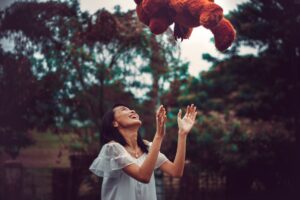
left=101, top=104, right=149, bottom=153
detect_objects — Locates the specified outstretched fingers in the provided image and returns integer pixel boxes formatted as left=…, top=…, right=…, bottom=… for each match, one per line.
left=191, top=104, right=197, bottom=120
left=185, top=104, right=193, bottom=117
left=177, top=109, right=182, bottom=119
left=156, top=105, right=163, bottom=117
left=190, top=104, right=195, bottom=117
left=176, top=104, right=199, bottom=123
left=187, top=104, right=197, bottom=120
left=157, top=105, right=167, bottom=125
left=162, top=107, right=167, bottom=123
left=191, top=105, right=197, bottom=121
left=193, top=111, right=198, bottom=121
left=184, top=105, right=190, bottom=118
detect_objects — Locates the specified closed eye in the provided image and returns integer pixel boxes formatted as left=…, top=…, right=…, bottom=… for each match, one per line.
left=121, top=106, right=129, bottom=111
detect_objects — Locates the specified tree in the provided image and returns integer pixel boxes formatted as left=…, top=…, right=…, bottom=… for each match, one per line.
left=0, top=49, right=63, bottom=158
left=161, top=0, right=300, bottom=198
left=0, top=0, right=184, bottom=155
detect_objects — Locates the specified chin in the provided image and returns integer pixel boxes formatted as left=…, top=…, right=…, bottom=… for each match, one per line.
left=135, top=120, right=142, bottom=126
left=123, top=119, right=142, bottom=127
left=133, top=119, right=142, bottom=126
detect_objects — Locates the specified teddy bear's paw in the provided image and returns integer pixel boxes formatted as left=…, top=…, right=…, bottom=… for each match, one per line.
left=149, top=18, right=170, bottom=34
left=200, top=3, right=223, bottom=29
left=212, top=18, right=236, bottom=51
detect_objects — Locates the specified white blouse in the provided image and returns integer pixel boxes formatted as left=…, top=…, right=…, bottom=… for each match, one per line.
left=89, top=142, right=169, bottom=200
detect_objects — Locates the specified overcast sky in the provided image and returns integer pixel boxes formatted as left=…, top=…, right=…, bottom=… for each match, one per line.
left=0, top=0, right=255, bottom=76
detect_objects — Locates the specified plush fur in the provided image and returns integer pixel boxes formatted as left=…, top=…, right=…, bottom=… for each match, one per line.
left=134, top=0, right=236, bottom=51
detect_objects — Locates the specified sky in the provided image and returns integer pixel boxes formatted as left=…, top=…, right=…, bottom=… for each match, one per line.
left=79, top=0, right=255, bottom=76
left=0, top=0, right=256, bottom=77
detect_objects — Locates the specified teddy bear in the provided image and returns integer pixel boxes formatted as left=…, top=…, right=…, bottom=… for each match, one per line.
left=134, top=0, right=236, bottom=52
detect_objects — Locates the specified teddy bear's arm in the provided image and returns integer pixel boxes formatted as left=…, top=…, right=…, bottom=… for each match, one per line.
left=210, top=18, right=236, bottom=51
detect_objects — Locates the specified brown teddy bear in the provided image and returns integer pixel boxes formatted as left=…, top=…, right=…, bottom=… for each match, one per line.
left=134, top=0, right=236, bottom=52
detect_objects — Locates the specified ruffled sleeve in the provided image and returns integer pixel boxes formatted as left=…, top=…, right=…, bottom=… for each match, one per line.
left=89, top=142, right=135, bottom=177
left=156, top=152, right=168, bottom=169
left=148, top=142, right=169, bottom=169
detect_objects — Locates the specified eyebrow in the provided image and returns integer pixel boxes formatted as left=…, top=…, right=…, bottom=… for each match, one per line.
left=115, top=106, right=128, bottom=111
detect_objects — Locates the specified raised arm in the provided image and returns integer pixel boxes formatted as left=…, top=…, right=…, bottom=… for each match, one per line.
left=160, top=104, right=197, bottom=177
left=122, top=105, right=167, bottom=183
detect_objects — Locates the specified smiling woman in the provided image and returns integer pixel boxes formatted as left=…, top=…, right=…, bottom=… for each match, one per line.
left=100, top=104, right=149, bottom=156
left=89, top=103, right=197, bottom=200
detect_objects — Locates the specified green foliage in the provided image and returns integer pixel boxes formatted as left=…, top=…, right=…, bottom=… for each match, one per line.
left=164, top=109, right=293, bottom=192
left=0, top=0, right=184, bottom=156
left=0, top=50, right=61, bottom=158
left=160, top=0, right=300, bottom=193
left=68, top=129, right=100, bottom=155
left=1, top=2, right=299, bottom=196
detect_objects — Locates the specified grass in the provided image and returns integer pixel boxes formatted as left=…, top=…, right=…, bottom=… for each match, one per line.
left=1, top=131, right=75, bottom=168
left=30, top=130, right=74, bottom=149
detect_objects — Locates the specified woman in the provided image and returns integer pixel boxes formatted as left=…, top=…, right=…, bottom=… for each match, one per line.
left=89, top=103, right=197, bottom=200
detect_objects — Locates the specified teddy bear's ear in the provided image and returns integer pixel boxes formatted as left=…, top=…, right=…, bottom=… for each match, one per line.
left=174, top=23, right=193, bottom=41
left=211, top=18, right=236, bottom=51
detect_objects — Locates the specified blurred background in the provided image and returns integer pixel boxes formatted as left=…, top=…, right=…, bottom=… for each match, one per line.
left=0, top=0, right=299, bottom=200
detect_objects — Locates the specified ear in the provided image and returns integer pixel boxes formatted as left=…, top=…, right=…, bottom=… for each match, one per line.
left=113, top=121, right=118, bottom=127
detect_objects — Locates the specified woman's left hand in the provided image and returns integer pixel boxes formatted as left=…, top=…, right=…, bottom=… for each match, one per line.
left=177, top=104, right=197, bottom=136
left=156, top=105, right=167, bottom=138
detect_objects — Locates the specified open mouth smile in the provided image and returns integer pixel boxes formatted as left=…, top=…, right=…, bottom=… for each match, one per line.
left=129, top=114, right=139, bottom=119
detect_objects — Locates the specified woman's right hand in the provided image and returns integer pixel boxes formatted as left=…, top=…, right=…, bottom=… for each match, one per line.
left=156, top=105, right=167, bottom=138
left=123, top=105, right=167, bottom=183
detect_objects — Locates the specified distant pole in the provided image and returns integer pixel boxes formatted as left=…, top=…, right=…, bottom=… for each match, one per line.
left=4, top=160, right=23, bottom=200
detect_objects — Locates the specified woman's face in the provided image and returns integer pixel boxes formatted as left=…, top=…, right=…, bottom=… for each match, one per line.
left=112, top=106, right=142, bottom=128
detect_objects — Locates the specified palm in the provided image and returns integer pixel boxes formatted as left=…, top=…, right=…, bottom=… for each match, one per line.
left=178, top=104, right=197, bottom=135
left=178, top=117, right=194, bottom=133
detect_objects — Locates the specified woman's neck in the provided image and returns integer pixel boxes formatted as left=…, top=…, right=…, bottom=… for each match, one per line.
left=119, top=127, right=139, bottom=150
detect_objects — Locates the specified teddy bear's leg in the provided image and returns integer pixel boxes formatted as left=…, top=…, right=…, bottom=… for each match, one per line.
left=210, top=18, right=236, bottom=51
left=198, top=2, right=223, bottom=29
